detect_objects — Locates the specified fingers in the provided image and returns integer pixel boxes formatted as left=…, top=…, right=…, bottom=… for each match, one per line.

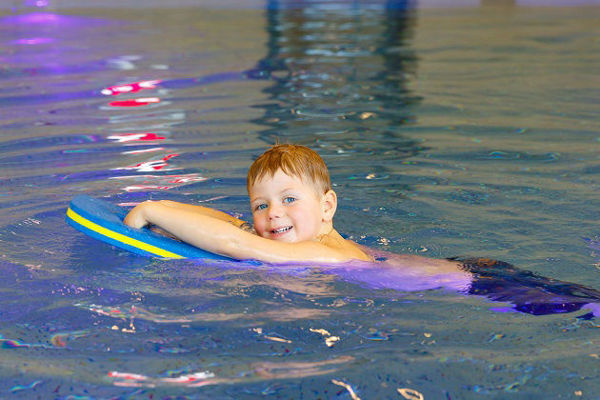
left=124, top=201, right=152, bottom=229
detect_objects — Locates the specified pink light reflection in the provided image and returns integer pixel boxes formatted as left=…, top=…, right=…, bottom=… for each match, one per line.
left=121, top=147, right=165, bottom=155
left=113, top=153, right=179, bottom=172
left=110, top=173, right=208, bottom=192
left=108, top=97, right=160, bottom=107
left=101, top=80, right=161, bottom=96
left=108, top=371, right=148, bottom=381
left=121, top=185, right=172, bottom=192
left=107, top=133, right=166, bottom=143
left=108, top=370, right=217, bottom=388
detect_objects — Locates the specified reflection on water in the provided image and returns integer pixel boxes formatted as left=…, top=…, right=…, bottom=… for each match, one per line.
left=107, top=97, right=162, bottom=107
left=113, top=152, right=180, bottom=172
left=250, top=1, right=421, bottom=166
left=107, top=132, right=166, bottom=142
left=101, top=79, right=162, bottom=95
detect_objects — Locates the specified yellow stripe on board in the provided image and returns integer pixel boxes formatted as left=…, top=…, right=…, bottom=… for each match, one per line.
left=66, top=207, right=184, bottom=259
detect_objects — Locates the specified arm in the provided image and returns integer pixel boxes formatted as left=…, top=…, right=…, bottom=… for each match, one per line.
left=146, top=200, right=249, bottom=228
left=124, top=201, right=357, bottom=263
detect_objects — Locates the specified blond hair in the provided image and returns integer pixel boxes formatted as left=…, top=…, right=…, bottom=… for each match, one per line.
left=247, top=144, right=331, bottom=194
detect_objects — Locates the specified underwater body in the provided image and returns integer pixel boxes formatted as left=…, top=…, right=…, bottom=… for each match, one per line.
left=1, top=1, right=600, bottom=398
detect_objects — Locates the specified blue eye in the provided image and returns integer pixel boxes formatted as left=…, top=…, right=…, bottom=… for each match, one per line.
left=255, top=203, right=268, bottom=211
left=283, top=197, right=296, bottom=204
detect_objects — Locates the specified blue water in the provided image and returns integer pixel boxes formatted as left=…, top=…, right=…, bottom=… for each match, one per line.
left=1, top=2, right=600, bottom=398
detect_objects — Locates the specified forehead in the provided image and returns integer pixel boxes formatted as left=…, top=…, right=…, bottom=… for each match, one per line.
left=251, top=169, right=304, bottom=188
left=249, top=169, right=317, bottom=196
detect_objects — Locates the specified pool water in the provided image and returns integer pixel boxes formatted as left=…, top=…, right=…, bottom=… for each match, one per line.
left=1, top=2, right=600, bottom=398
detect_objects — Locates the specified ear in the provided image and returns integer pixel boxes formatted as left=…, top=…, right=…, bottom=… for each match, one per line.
left=320, top=189, right=337, bottom=222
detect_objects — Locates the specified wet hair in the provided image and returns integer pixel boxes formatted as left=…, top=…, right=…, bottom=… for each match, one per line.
left=247, top=144, right=331, bottom=194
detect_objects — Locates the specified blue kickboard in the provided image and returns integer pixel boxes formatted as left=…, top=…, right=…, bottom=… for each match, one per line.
left=66, top=194, right=232, bottom=260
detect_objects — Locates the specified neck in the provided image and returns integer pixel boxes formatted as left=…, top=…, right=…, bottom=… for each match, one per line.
left=316, top=223, right=336, bottom=242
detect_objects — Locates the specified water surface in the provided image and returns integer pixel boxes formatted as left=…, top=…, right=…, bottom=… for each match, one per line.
left=1, top=2, right=599, bottom=398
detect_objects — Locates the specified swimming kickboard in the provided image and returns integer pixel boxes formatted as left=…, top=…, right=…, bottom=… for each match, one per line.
left=66, top=194, right=232, bottom=260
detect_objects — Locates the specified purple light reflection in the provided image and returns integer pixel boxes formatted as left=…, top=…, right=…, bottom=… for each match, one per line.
left=24, top=0, right=50, bottom=7
left=1, top=11, right=121, bottom=96
left=1, top=12, right=61, bottom=24
left=11, top=37, right=55, bottom=45
left=0, top=12, right=112, bottom=27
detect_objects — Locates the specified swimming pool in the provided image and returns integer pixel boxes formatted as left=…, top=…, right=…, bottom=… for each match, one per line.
left=1, top=1, right=599, bottom=398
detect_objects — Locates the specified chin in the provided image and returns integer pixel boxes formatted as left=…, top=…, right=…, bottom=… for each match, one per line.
left=274, top=236, right=297, bottom=243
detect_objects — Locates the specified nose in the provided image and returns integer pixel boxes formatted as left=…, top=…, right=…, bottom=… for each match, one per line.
left=267, top=203, right=282, bottom=219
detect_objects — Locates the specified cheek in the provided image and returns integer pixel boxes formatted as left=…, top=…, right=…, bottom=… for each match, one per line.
left=289, top=205, right=319, bottom=228
left=252, top=214, right=266, bottom=235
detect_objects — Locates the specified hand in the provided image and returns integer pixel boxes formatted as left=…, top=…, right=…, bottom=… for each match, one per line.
left=123, top=201, right=152, bottom=229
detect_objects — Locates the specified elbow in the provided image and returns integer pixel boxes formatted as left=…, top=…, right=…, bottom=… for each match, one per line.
left=208, top=231, right=249, bottom=260
left=219, top=239, right=240, bottom=259
left=158, top=200, right=176, bottom=207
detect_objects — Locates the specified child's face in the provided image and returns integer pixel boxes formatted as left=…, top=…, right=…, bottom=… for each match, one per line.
left=249, top=169, right=326, bottom=243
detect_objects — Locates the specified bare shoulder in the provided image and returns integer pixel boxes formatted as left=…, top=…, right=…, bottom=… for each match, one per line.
left=231, top=229, right=370, bottom=263
left=343, top=240, right=373, bottom=262
left=317, top=230, right=373, bottom=262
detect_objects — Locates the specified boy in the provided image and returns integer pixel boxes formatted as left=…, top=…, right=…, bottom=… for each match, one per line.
left=124, top=144, right=371, bottom=263
left=124, top=144, right=600, bottom=316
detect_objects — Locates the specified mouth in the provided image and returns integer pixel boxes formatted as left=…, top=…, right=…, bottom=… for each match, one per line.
left=271, top=226, right=292, bottom=235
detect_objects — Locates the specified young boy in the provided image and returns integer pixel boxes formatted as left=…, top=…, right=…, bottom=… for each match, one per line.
left=124, top=144, right=600, bottom=317
left=124, top=144, right=371, bottom=263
